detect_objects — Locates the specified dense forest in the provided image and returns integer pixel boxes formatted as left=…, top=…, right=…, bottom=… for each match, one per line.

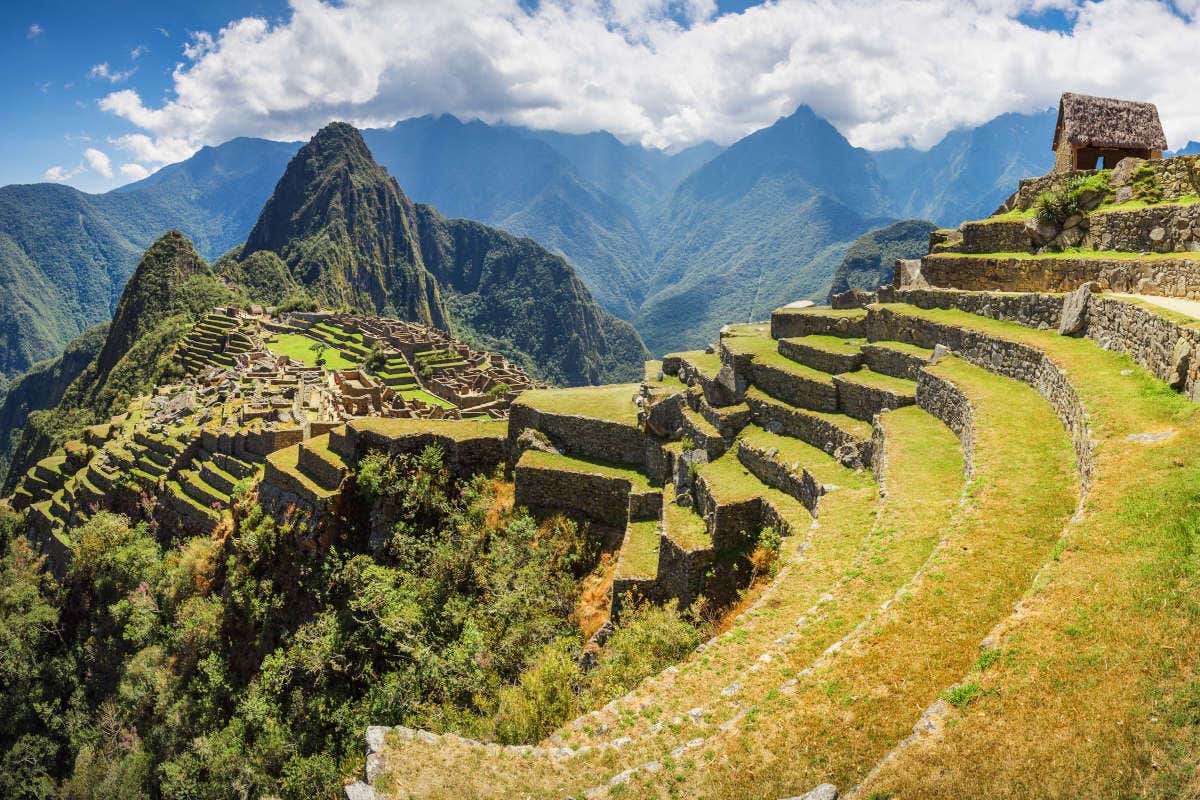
left=0, top=446, right=706, bottom=799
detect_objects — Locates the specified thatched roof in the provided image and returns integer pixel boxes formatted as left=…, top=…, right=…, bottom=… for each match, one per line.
left=1053, top=92, right=1167, bottom=151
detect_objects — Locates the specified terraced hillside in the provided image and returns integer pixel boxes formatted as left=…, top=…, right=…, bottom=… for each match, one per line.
left=335, top=283, right=1200, bottom=799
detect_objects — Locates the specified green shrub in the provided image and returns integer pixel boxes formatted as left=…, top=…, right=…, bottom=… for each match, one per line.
left=491, top=638, right=582, bottom=744
left=1132, top=163, right=1164, bottom=203
left=582, top=601, right=705, bottom=707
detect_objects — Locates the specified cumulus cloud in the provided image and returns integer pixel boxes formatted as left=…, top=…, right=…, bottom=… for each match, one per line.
left=119, top=162, right=151, bottom=181
left=27, top=23, right=43, bottom=39
left=95, top=0, right=1200, bottom=160
left=89, top=62, right=137, bottom=84
left=43, top=164, right=82, bottom=182
left=84, top=148, right=114, bottom=178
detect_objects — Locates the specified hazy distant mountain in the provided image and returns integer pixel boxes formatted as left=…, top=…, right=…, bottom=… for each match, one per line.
left=0, top=105, right=1072, bottom=381
left=873, top=109, right=1057, bottom=227
left=635, top=105, right=895, bottom=354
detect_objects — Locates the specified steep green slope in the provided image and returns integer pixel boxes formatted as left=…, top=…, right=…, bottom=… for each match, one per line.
left=0, top=323, right=108, bottom=486
left=0, top=139, right=296, bottom=381
left=3, top=232, right=241, bottom=490
left=636, top=105, right=895, bottom=354
left=243, top=123, right=447, bottom=328
left=236, top=122, right=646, bottom=385
left=828, top=218, right=937, bottom=295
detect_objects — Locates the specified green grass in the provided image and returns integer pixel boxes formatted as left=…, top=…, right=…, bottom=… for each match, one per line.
left=662, top=490, right=712, bottom=551
left=399, top=388, right=455, bottom=409
left=723, top=334, right=835, bottom=384
left=514, top=384, right=641, bottom=426
left=866, top=340, right=935, bottom=358
left=517, top=449, right=653, bottom=492
left=781, top=335, right=865, bottom=355
left=615, top=519, right=661, bottom=579
left=668, top=350, right=723, bottom=380
left=268, top=332, right=357, bottom=369
left=773, top=306, right=869, bottom=319
left=834, top=368, right=917, bottom=394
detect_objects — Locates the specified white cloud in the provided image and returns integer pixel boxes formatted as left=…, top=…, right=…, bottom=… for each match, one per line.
left=119, top=162, right=151, bottom=181
left=26, top=23, right=43, bottom=39
left=43, top=163, right=83, bottom=182
left=131, top=44, right=149, bottom=60
left=95, top=0, right=1200, bottom=156
left=84, top=148, right=114, bottom=178
left=88, top=62, right=137, bottom=84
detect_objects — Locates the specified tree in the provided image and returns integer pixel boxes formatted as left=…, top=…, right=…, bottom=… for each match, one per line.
left=309, top=342, right=327, bottom=366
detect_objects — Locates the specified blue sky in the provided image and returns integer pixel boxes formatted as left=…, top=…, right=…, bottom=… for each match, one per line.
left=4, top=0, right=1194, bottom=195
left=0, top=0, right=289, bottom=190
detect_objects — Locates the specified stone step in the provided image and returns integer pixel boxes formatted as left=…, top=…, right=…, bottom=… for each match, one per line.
left=655, top=487, right=714, bottom=610
left=212, top=451, right=255, bottom=480
left=263, top=444, right=340, bottom=507
left=180, top=470, right=227, bottom=509
left=199, top=461, right=238, bottom=496
left=166, top=480, right=221, bottom=524
left=832, top=369, right=918, bottom=421
left=680, top=406, right=726, bottom=459
left=696, top=398, right=752, bottom=439
left=691, top=448, right=811, bottom=553
left=721, top=331, right=840, bottom=412
left=777, top=335, right=865, bottom=375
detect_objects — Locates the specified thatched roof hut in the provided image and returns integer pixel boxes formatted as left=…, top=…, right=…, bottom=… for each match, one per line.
left=1052, top=92, right=1167, bottom=173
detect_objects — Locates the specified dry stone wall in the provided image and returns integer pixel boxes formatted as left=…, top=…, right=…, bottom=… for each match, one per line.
left=867, top=306, right=1094, bottom=491
left=508, top=404, right=650, bottom=468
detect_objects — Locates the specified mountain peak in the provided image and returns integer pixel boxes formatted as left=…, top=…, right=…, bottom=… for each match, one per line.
left=241, top=121, right=447, bottom=327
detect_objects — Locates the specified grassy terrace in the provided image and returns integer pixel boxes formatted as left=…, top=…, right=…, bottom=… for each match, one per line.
left=724, top=330, right=836, bottom=384
left=518, top=449, right=653, bottom=492
left=375, top=401, right=971, bottom=797
left=614, top=519, right=661, bottom=579
left=867, top=339, right=935, bottom=358
left=661, top=490, right=711, bottom=551
left=514, top=383, right=641, bottom=427
left=631, top=353, right=1078, bottom=799
left=738, top=425, right=873, bottom=489
left=781, top=334, right=865, bottom=355
left=789, top=303, right=1200, bottom=798
left=743, top=386, right=875, bottom=440
left=772, top=306, right=868, bottom=319
left=399, top=388, right=454, bottom=408
left=833, top=367, right=917, bottom=394
left=668, top=349, right=723, bottom=379
left=267, top=332, right=357, bottom=369
left=348, top=417, right=507, bottom=441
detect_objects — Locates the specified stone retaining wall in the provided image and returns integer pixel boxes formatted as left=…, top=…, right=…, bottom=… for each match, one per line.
left=349, top=424, right=507, bottom=478
left=960, top=219, right=1033, bottom=254
left=691, top=476, right=761, bottom=552
left=777, top=338, right=862, bottom=374
left=867, top=307, right=1093, bottom=491
left=914, top=371, right=976, bottom=477
left=1084, top=203, right=1200, bottom=253
left=654, top=527, right=713, bottom=610
left=513, top=462, right=635, bottom=526
left=894, top=286, right=1200, bottom=401
left=861, top=344, right=927, bottom=381
left=770, top=310, right=868, bottom=340
left=893, top=287, right=1063, bottom=329
left=298, top=445, right=345, bottom=490
left=749, top=362, right=838, bottom=412
left=736, top=439, right=822, bottom=514
left=744, top=392, right=874, bottom=469
left=922, top=252, right=1200, bottom=299
left=832, top=376, right=915, bottom=421
left=508, top=404, right=650, bottom=468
